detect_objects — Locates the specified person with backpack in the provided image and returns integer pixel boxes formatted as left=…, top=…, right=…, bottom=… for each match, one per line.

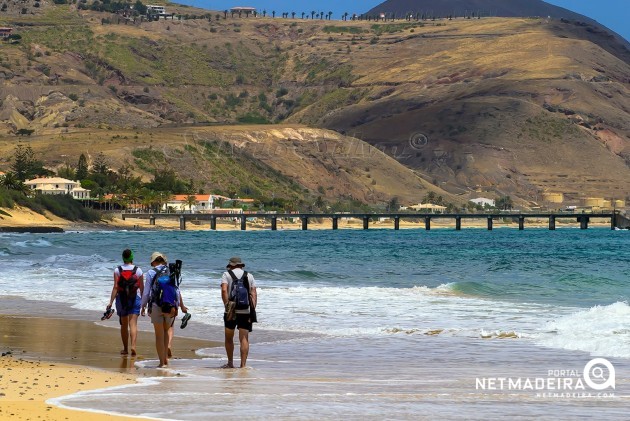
left=106, top=249, right=144, bottom=357
left=141, top=252, right=187, bottom=368
left=221, top=256, right=257, bottom=368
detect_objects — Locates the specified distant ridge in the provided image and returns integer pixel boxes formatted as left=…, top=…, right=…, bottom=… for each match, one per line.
left=366, top=0, right=629, bottom=47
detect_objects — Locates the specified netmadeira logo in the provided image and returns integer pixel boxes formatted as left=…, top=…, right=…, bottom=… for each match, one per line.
left=475, top=358, right=616, bottom=398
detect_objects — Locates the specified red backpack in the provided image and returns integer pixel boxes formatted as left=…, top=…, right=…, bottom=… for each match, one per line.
left=117, top=266, right=140, bottom=310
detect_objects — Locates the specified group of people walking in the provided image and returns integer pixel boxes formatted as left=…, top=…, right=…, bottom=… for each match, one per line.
left=106, top=250, right=257, bottom=368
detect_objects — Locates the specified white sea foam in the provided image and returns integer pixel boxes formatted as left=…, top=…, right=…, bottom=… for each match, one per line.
left=536, top=301, right=630, bottom=358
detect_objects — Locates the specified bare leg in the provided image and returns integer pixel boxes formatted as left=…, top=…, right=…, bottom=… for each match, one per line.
left=163, top=323, right=172, bottom=366
left=238, top=328, right=250, bottom=368
left=167, top=325, right=174, bottom=358
left=129, top=314, right=139, bottom=356
left=120, top=315, right=129, bottom=354
left=153, top=322, right=167, bottom=367
left=224, top=328, right=235, bottom=368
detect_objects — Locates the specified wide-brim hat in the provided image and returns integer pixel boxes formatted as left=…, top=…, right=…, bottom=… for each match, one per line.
left=151, top=251, right=167, bottom=263
left=227, top=256, right=244, bottom=268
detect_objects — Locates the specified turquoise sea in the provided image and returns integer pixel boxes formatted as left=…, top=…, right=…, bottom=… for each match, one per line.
left=1, top=227, right=629, bottom=419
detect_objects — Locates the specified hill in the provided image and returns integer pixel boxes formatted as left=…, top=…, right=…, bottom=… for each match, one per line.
left=0, top=4, right=629, bottom=208
left=365, top=0, right=630, bottom=48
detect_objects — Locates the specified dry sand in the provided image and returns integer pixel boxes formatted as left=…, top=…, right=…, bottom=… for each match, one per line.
left=0, top=315, right=219, bottom=420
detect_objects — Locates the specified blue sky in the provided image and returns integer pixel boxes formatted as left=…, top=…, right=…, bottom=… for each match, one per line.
left=179, top=0, right=629, bottom=42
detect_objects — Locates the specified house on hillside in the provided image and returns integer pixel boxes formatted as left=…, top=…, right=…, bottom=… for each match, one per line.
left=163, top=194, right=236, bottom=213
left=0, top=27, right=13, bottom=39
left=24, top=177, right=91, bottom=199
left=470, top=197, right=495, bottom=207
left=230, top=6, right=256, bottom=16
left=146, top=4, right=167, bottom=16
left=406, top=203, right=447, bottom=213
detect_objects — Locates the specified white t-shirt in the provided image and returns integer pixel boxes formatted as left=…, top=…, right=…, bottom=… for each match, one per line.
left=221, top=268, right=256, bottom=314
left=114, top=264, right=143, bottom=297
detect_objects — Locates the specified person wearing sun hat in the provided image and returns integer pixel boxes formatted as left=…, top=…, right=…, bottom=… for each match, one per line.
left=220, top=256, right=257, bottom=368
left=141, top=251, right=188, bottom=367
left=106, top=249, right=144, bottom=356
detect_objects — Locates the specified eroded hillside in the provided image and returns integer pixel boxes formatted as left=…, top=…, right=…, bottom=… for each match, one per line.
left=0, top=4, right=629, bottom=206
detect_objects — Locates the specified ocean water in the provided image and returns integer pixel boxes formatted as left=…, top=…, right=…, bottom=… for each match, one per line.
left=2, top=228, right=630, bottom=419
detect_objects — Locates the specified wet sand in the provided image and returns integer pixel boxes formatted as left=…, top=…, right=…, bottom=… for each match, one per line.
left=0, top=314, right=220, bottom=420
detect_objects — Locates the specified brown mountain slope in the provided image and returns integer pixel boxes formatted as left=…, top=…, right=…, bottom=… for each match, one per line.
left=0, top=8, right=628, bottom=206
left=0, top=126, right=457, bottom=205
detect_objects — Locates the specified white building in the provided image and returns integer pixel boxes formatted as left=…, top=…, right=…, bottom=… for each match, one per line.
left=146, top=5, right=167, bottom=16
left=24, top=177, right=91, bottom=199
left=470, top=197, right=495, bottom=207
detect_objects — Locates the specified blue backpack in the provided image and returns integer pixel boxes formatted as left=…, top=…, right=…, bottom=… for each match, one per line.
left=150, top=260, right=182, bottom=314
left=228, top=270, right=250, bottom=310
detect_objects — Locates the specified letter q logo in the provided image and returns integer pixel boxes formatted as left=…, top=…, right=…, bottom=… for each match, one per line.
left=583, top=358, right=615, bottom=390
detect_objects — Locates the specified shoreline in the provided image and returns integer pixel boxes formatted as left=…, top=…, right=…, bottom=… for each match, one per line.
left=0, top=311, right=221, bottom=420
left=0, top=206, right=618, bottom=232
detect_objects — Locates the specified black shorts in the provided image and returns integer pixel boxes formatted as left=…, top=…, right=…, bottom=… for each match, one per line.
left=224, top=313, right=253, bottom=332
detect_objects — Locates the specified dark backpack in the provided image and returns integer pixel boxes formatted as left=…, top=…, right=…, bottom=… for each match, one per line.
left=228, top=270, right=250, bottom=310
left=117, top=265, right=140, bottom=311
left=150, top=260, right=182, bottom=314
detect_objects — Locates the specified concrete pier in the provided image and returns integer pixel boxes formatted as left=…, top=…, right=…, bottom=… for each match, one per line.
left=122, top=211, right=620, bottom=232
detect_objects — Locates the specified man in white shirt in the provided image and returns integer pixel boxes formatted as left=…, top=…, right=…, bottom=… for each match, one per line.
left=221, top=256, right=257, bottom=368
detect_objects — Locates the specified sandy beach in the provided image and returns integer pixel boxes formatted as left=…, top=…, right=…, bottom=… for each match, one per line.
left=0, top=312, right=220, bottom=420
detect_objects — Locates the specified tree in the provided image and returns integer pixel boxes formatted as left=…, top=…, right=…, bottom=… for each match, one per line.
left=387, top=197, right=400, bottom=212
left=16, top=128, right=34, bottom=136
left=10, top=144, right=48, bottom=181
left=1, top=171, right=28, bottom=193
left=76, top=153, right=88, bottom=180
left=133, top=0, right=146, bottom=15
left=496, top=196, right=513, bottom=210
left=184, top=194, right=198, bottom=213
left=57, top=164, right=76, bottom=180
left=91, top=152, right=109, bottom=175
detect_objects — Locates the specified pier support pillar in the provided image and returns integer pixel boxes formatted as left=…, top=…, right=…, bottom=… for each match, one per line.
left=240, top=215, right=247, bottom=231
left=425, top=216, right=431, bottom=231
left=179, top=216, right=186, bottom=230
left=149, top=215, right=155, bottom=226
left=487, top=216, right=493, bottom=231
left=455, top=216, right=461, bottom=231
left=301, top=217, right=308, bottom=231
left=518, top=216, right=525, bottom=231
left=394, top=216, right=400, bottom=230
left=363, top=216, right=369, bottom=230
left=271, top=216, right=277, bottom=231
left=611, top=213, right=617, bottom=230
left=549, top=215, right=556, bottom=231
left=579, top=216, right=589, bottom=230
left=332, top=217, right=338, bottom=230
left=210, top=216, right=217, bottom=230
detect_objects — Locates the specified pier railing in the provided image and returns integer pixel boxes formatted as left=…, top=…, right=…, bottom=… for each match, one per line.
left=120, top=211, right=622, bottom=231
